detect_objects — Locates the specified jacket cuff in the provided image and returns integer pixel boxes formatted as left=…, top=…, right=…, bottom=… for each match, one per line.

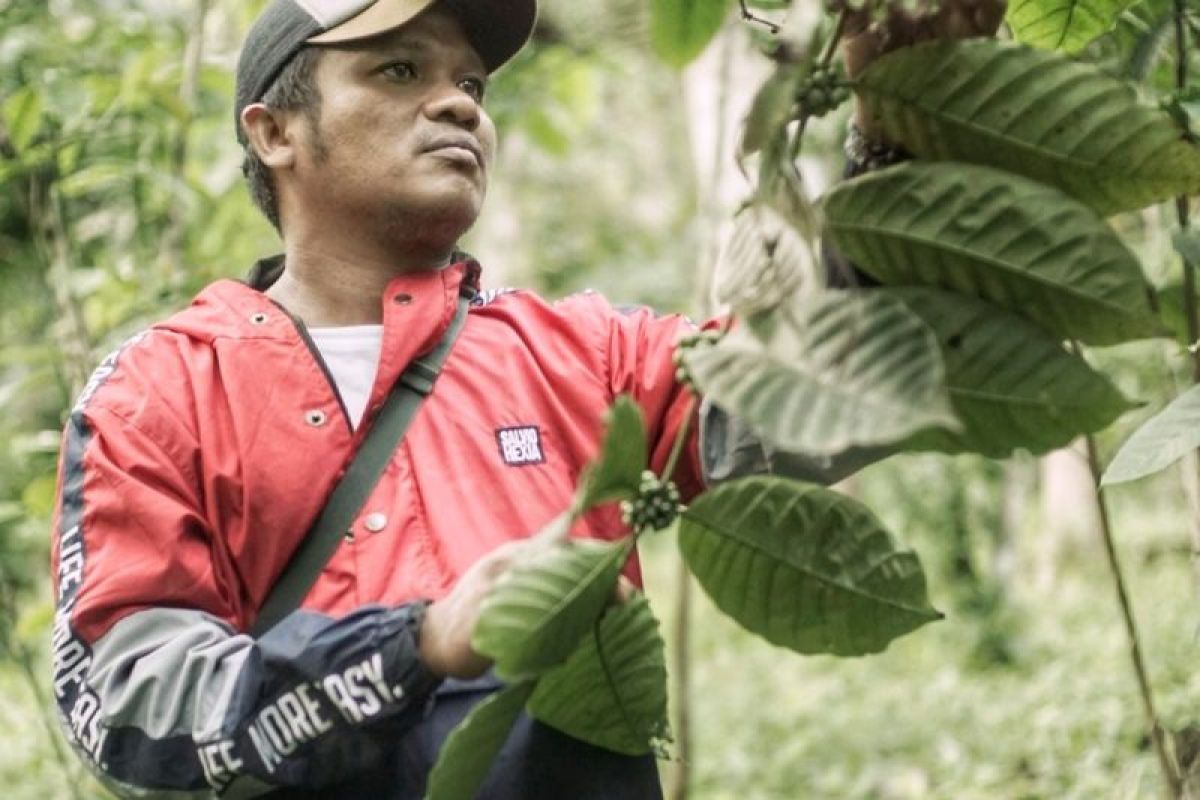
left=397, top=599, right=444, bottom=702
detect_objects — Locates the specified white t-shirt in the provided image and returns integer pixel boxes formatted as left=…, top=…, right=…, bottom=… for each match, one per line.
left=308, top=325, right=384, bottom=429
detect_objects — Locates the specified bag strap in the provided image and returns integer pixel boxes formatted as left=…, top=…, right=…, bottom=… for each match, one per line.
left=252, top=288, right=475, bottom=637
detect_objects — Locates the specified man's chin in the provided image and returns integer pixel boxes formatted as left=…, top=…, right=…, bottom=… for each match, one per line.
left=378, top=193, right=483, bottom=241
left=403, top=178, right=484, bottom=214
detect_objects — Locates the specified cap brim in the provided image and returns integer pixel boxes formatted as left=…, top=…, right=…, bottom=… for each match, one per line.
left=306, top=0, right=537, bottom=73
left=306, top=0, right=434, bottom=45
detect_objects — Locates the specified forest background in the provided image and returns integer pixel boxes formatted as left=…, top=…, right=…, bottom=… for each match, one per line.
left=2, top=0, right=1199, bottom=797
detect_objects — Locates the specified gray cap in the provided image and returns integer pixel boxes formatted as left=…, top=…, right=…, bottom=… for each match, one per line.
left=235, top=0, right=537, bottom=141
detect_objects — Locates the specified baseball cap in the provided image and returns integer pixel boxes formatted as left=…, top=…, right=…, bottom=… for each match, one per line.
left=235, top=0, right=537, bottom=141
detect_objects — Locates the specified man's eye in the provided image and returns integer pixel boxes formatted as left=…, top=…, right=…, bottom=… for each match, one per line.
left=382, top=61, right=417, bottom=81
left=459, top=77, right=486, bottom=102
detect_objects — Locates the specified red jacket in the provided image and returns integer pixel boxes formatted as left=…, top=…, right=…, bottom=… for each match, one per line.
left=50, top=258, right=703, bottom=795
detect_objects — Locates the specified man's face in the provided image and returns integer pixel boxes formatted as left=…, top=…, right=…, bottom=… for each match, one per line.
left=291, top=7, right=497, bottom=237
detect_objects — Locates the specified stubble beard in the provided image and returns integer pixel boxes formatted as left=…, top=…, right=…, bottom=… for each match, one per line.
left=307, top=116, right=485, bottom=262
left=377, top=194, right=481, bottom=262
left=368, top=160, right=486, bottom=260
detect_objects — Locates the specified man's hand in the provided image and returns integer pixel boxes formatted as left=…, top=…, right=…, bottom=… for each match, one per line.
left=836, top=0, right=1007, bottom=137
left=419, top=538, right=536, bottom=680
left=418, top=539, right=638, bottom=680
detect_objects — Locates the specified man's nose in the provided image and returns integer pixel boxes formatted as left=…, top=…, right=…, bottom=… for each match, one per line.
left=424, top=86, right=480, bottom=131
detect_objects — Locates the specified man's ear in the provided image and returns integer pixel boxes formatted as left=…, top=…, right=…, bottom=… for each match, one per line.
left=241, top=104, right=297, bottom=170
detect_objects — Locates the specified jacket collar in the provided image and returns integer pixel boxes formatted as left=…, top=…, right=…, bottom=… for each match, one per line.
left=158, top=254, right=481, bottom=347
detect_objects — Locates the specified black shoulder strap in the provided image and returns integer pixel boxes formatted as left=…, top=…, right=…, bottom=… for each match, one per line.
left=252, top=288, right=474, bottom=637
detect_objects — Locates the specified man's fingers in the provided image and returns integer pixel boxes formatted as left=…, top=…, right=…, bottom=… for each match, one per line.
left=933, top=0, right=1008, bottom=37
left=843, top=6, right=926, bottom=78
left=843, top=0, right=1008, bottom=78
left=841, top=4, right=875, bottom=39
left=842, top=24, right=886, bottom=79
left=973, top=0, right=1008, bottom=35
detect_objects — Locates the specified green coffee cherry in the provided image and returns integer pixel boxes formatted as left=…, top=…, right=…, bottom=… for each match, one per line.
left=795, top=64, right=850, bottom=120
left=621, top=470, right=683, bottom=533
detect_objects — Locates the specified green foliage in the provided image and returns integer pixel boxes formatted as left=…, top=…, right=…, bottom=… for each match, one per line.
left=1103, top=385, right=1200, bottom=485
left=425, top=681, right=536, bottom=800
left=575, top=396, right=648, bottom=510
left=1157, top=280, right=1200, bottom=345
left=1174, top=229, right=1200, bottom=267
left=487, top=44, right=602, bottom=156
left=5, top=0, right=1200, bottom=794
left=683, top=290, right=958, bottom=455
left=2, top=87, right=45, bottom=154
left=1163, top=87, right=1200, bottom=135
left=472, top=35, right=698, bottom=311
left=679, top=477, right=942, bottom=655
left=822, top=161, right=1163, bottom=346
left=0, top=1, right=709, bottom=792
left=649, top=0, right=733, bottom=68
left=886, top=287, right=1138, bottom=457
left=1007, top=0, right=1136, bottom=53
left=644, top=511, right=1200, bottom=798
left=741, top=64, right=806, bottom=158
left=711, top=204, right=813, bottom=315
left=472, top=538, right=631, bottom=681
left=1119, top=0, right=1177, bottom=84
left=529, top=595, right=670, bottom=756
left=853, top=39, right=1200, bottom=215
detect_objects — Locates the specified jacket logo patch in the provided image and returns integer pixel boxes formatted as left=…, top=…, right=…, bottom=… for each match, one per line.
left=496, top=426, right=545, bottom=466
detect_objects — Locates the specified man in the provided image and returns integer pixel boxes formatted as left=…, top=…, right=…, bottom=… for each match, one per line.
left=51, top=1, right=699, bottom=797
left=49, top=0, right=1002, bottom=797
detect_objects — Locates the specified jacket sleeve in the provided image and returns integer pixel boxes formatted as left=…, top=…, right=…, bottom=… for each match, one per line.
left=697, top=398, right=886, bottom=486
left=51, top=361, right=442, bottom=797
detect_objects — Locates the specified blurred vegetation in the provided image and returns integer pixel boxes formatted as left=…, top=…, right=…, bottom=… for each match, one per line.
left=2, top=0, right=1199, bottom=798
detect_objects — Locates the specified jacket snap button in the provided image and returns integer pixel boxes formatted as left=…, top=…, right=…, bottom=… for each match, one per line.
left=305, top=409, right=327, bottom=427
left=250, top=312, right=268, bottom=325
left=364, top=513, right=387, bottom=533
left=393, top=293, right=413, bottom=306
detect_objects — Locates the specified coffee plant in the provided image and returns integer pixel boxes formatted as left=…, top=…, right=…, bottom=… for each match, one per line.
left=426, top=0, right=1200, bottom=797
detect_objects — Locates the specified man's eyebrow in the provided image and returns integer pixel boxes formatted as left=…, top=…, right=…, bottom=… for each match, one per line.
left=354, top=33, right=486, bottom=72
left=362, top=36, right=430, bottom=56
